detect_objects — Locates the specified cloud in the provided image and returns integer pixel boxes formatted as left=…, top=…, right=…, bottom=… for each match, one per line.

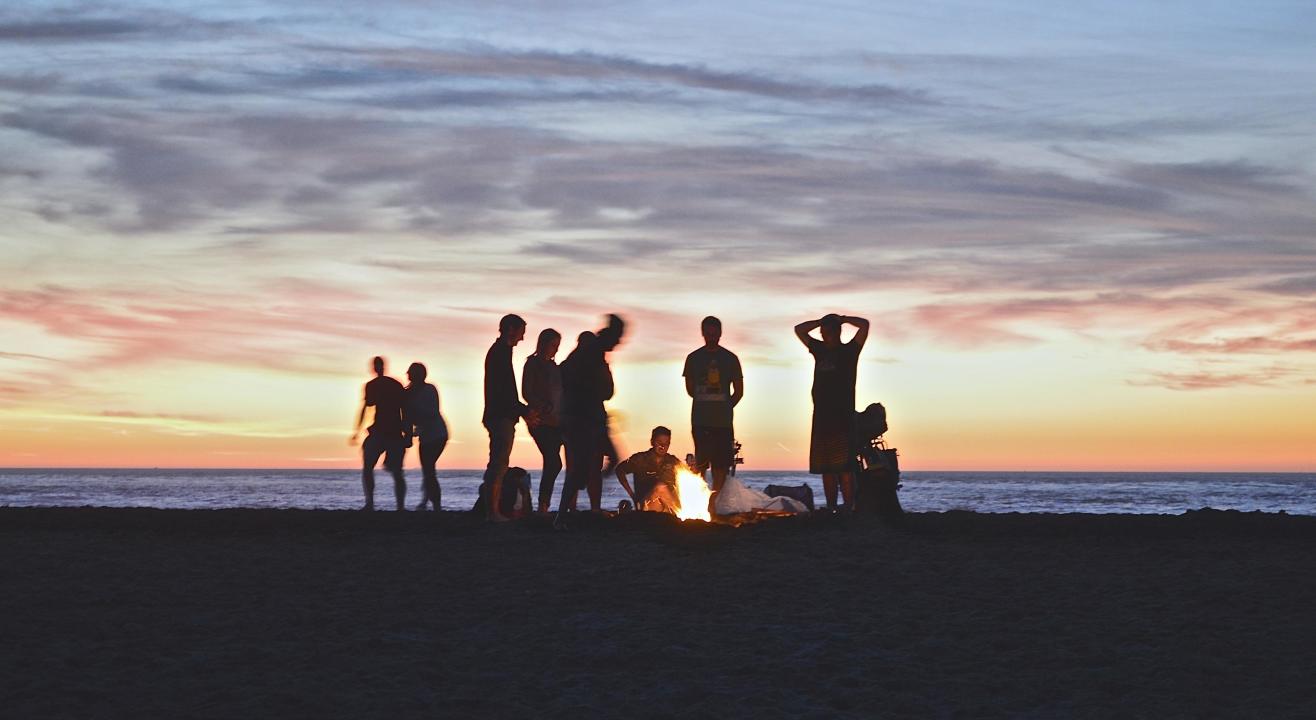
left=1149, top=337, right=1316, bottom=354
left=339, top=46, right=936, bottom=107
left=0, top=18, right=147, bottom=42
left=1129, top=366, right=1302, bottom=391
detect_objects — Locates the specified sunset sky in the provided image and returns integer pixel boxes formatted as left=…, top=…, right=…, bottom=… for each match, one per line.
left=2, top=1, right=1314, bottom=471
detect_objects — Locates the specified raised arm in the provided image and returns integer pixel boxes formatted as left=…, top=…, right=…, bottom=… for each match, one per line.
left=794, top=319, right=821, bottom=348
left=845, top=315, right=870, bottom=350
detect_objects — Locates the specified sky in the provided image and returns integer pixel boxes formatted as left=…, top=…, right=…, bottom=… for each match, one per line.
left=1, top=1, right=1314, bottom=471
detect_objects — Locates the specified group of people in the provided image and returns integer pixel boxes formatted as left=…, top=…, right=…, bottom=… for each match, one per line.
left=350, top=312, right=869, bottom=517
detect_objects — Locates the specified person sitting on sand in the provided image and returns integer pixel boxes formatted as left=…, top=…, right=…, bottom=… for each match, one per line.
left=405, top=362, right=448, bottom=511
left=350, top=356, right=409, bottom=511
left=794, top=313, right=869, bottom=511
left=615, top=426, right=683, bottom=513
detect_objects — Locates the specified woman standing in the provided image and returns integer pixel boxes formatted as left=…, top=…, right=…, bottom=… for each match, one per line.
left=794, top=314, right=869, bottom=511
left=406, top=362, right=449, bottom=511
left=523, top=328, right=564, bottom=513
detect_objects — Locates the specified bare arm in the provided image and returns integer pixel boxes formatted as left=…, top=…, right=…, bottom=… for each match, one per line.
left=730, top=376, right=743, bottom=408
left=615, top=461, right=636, bottom=501
left=685, top=375, right=697, bottom=399
left=794, top=319, right=821, bottom=348
left=350, top=398, right=367, bottom=445
left=845, top=316, right=870, bottom=350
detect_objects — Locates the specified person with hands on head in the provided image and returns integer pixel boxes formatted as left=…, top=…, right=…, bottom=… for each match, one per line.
left=794, top=314, right=870, bottom=511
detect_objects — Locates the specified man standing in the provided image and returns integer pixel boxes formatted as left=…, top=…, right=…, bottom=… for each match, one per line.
left=350, top=356, right=409, bottom=511
left=483, top=314, right=534, bottom=522
left=795, top=313, right=869, bottom=511
left=683, top=316, right=742, bottom=492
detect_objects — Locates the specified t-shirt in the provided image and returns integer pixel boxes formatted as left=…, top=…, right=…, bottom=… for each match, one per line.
left=364, top=375, right=406, bottom=437
left=405, top=383, right=448, bottom=443
left=683, top=346, right=742, bottom=428
left=620, top=450, right=681, bottom=502
left=808, top=338, right=860, bottom=413
left=483, top=340, right=524, bottom=426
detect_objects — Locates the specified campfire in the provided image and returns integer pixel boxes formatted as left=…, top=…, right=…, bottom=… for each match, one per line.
left=672, top=466, right=713, bottom=522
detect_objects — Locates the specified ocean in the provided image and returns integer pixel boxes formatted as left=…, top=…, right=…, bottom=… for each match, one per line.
left=2, top=469, right=1314, bottom=515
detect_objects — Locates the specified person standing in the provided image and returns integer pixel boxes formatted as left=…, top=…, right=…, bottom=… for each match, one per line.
left=350, top=356, right=409, bottom=511
left=523, top=328, right=564, bottom=513
left=482, top=314, right=534, bottom=522
left=794, top=313, right=869, bottom=511
left=683, top=316, right=743, bottom=493
left=406, top=362, right=449, bottom=511
left=558, top=314, right=625, bottom=514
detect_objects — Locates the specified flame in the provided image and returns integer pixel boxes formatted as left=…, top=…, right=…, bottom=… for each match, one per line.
left=673, top=466, right=713, bottom=521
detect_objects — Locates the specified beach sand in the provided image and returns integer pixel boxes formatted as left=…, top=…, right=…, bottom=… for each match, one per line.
left=2, top=507, right=1313, bottom=719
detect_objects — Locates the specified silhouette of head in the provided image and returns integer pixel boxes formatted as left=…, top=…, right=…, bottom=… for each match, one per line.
left=499, top=314, right=527, bottom=346
left=407, top=362, right=427, bottom=385
left=598, top=313, right=625, bottom=351
left=701, top=316, right=722, bottom=346
left=651, top=426, right=672, bottom=455
left=372, top=356, right=385, bottom=376
left=536, top=328, right=561, bottom=359
left=821, top=314, right=843, bottom=345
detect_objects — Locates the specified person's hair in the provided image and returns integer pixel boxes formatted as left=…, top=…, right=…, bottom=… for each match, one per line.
left=499, top=314, right=526, bottom=333
left=406, top=362, right=427, bottom=384
left=372, top=356, right=385, bottom=374
left=598, top=313, right=625, bottom=351
left=701, top=315, right=721, bottom=331
left=651, top=425, right=672, bottom=439
left=821, top=313, right=843, bottom=333
left=535, top=328, right=561, bottom=355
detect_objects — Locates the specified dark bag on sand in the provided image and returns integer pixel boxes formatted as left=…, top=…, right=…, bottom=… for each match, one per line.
left=765, top=484, right=815, bottom=512
left=855, top=447, right=902, bottom=518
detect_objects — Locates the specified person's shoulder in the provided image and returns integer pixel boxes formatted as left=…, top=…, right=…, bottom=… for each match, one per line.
left=624, top=450, right=648, bottom=465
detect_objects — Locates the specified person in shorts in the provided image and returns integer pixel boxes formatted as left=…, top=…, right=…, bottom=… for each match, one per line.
left=350, top=356, right=409, bottom=511
left=683, top=316, right=742, bottom=492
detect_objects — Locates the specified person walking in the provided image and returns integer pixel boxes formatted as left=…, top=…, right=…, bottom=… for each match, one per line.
left=406, top=362, right=448, bottom=511
left=350, top=356, right=409, bottom=511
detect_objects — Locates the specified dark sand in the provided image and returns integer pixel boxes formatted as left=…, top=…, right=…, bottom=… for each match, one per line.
left=3, top=508, right=1314, bottom=719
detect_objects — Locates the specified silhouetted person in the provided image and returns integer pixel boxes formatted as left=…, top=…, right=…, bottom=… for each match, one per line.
left=795, top=313, right=869, bottom=511
left=523, top=328, right=564, bottom=513
left=683, top=316, right=742, bottom=493
left=616, top=426, right=682, bottom=512
left=482, top=314, right=535, bottom=522
left=350, top=356, right=408, bottom=511
left=406, top=362, right=449, bottom=511
left=558, top=314, right=625, bottom=514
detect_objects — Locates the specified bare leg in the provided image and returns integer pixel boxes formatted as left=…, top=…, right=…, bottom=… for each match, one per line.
left=822, top=473, right=839, bottom=511
left=711, top=467, right=729, bottom=493
left=838, top=471, right=854, bottom=510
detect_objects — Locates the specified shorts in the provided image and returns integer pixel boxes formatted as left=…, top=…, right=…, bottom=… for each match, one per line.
left=692, top=425, right=734, bottom=473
